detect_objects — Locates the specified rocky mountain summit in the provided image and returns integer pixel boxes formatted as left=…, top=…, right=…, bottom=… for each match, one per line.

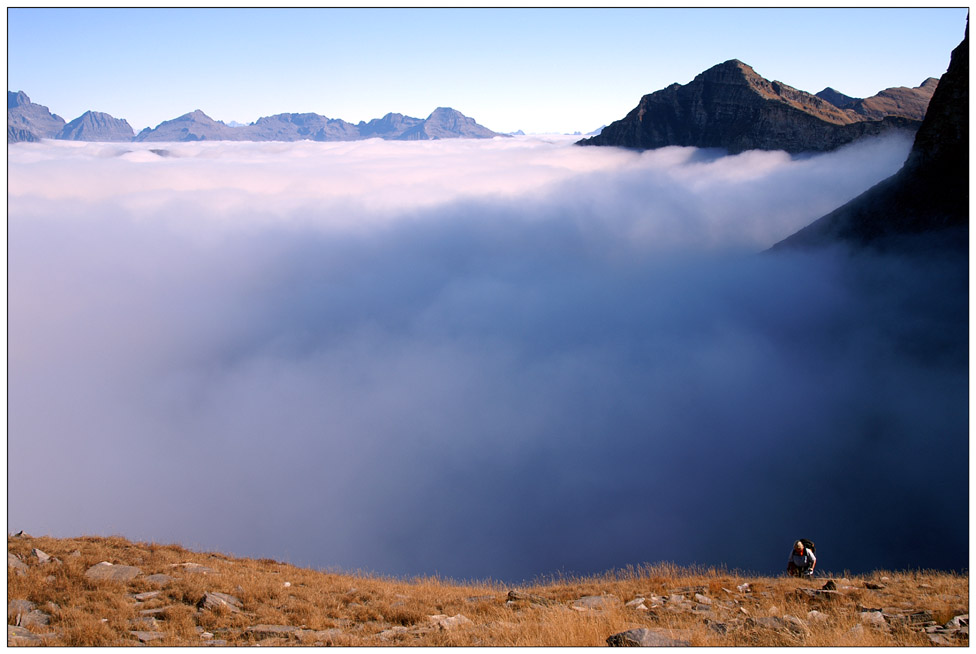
left=773, top=24, right=967, bottom=250
left=7, top=91, right=65, bottom=142
left=6, top=534, right=968, bottom=647
left=58, top=110, right=134, bottom=142
left=9, top=94, right=501, bottom=143
left=577, top=60, right=932, bottom=154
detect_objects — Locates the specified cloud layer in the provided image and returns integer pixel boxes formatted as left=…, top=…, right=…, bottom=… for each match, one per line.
left=8, top=134, right=966, bottom=581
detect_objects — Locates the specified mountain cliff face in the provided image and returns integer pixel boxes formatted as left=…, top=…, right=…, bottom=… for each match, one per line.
left=848, top=78, right=939, bottom=121
left=8, top=91, right=66, bottom=142
left=816, top=87, right=858, bottom=109
left=578, top=60, right=924, bottom=154
left=57, top=110, right=134, bottom=142
left=772, top=27, right=968, bottom=251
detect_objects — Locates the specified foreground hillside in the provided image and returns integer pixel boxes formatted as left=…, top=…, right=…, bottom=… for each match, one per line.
left=6, top=535, right=968, bottom=647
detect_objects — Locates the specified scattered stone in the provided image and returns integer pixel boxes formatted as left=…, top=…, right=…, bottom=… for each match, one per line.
left=31, top=548, right=53, bottom=563
left=197, top=592, right=242, bottom=613
left=129, top=617, right=161, bottom=631
left=736, top=583, right=751, bottom=593
left=138, top=607, right=169, bottom=617
left=170, top=562, right=215, bottom=574
left=626, top=598, right=649, bottom=611
left=783, top=615, right=809, bottom=636
left=429, top=614, right=473, bottom=630
left=927, top=633, right=954, bottom=645
left=8, top=599, right=35, bottom=619
left=283, top=581, right=291, bottom=587
left=85, top=561, right=142, bottom=582
left=807, top=610, right=828, bottom=624
left=860, top=611, right=889, bottom=630
left=705, top=620, right=728, bottom=635
left=572, top=595, right=621, bottom=611
left=506, top=590, right=556, bottom=607
left=7, top=553, right=28, bottom=576
left=130, top=630, right=165, bottom=643
left=694, top=593, right=712, bottom=605
left=945, top=614, right=969, bottom=629
left=143, top=574, right=175, bottom=586
left=607, top=627, right=691, bottom=647
left=246, top=625, right=299, bottom=638
left=69, top=550, right=82, bottom=557
left=8, top=625, right=46, bottom=645
left=133, top=590, right=161, bottom=602
left=750, top=616, right=785, bottom=631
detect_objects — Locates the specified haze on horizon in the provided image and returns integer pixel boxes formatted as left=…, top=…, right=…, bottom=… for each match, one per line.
left=6, top=7, right=968, bottom=134
left=8, top=134, right=967, bottom=581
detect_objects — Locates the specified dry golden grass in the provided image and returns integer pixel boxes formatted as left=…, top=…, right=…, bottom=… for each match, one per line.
left=6, top=534, right=968, bottom=646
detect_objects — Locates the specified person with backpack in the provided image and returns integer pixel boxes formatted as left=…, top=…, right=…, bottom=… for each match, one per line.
left=787, top=539, right=816, bottom=577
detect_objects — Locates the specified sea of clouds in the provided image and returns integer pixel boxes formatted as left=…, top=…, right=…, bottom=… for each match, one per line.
left=8, top=134, right=967, bottom=581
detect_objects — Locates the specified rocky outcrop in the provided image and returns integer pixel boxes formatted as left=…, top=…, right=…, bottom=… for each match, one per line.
left=57, top=110, right=134, bottom=142
left=7, top=91, right=66, bottom=143
left=577, top=60, right=922, bottom=154
left=772, top=24, right=967, bottom=250
left=357, top=112, right=424, bottom=139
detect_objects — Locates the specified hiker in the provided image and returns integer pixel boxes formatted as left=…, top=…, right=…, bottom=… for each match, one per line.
left=787, top=540, right=816, bottom=577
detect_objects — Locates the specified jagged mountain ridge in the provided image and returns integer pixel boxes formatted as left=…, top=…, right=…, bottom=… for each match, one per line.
left=8, top=94, right=500, bottom=143
left=578, top=60, right=935, bottom=154
left=772, top=25, right=967, bottom=250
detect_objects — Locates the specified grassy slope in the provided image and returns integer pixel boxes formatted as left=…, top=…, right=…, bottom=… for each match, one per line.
left=6, top=534, right=969, bottom=646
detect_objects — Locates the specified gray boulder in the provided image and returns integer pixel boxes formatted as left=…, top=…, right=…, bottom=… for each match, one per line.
left=84, top=561, right=142, bottom=582
left=197, top=592, right=242, bottom=613
left=8, top=553, right=28, bottom=575
left=572, top=595, right=621, bottom=611
left=607, top=628, right=691, bottom=647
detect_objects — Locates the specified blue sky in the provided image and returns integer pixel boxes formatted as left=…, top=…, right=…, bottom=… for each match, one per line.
left=7, top=7, right=969, bottom=134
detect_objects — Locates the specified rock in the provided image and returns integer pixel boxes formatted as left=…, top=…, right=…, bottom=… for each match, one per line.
left=625, top=598, right=649, bottom=611
left=143, top=574, right=175, bottom=586
left=945, top=614, right=969, bottom=629
left=807, top=610, right=828, bottom=624
left=863, top=582, right=885, bottom=590
left=572, top=595, right=621, bottom=611
left=607, top=627, right=691, bottom=647
left=860, top=611, right=889, bottom=630
left=85, top=561, right=142, bottom=582
left=9, top=599, right=35, bottom=620
left=783, top=615, right=809, bottom=636
left=245, top=625, right=299, bottom=638
left=578, top=60, right=920, bottom=154
left=31, top=548, right=52, bottom=563
left=129, top=617, right=160, bottom=631
left=428, top=614, right=473, bottom=630
left=506, top=590, right=556, bottom=606
left=8, top=625, right=47, bottom=645
left=130, top=630, right=165, bottom=643
left=694, top=593, right=712, bottom=605
left=170, top=562, right=215, bottom=574
left=197, top=592, right=242, bottom=613
left=132, top=591, right=161, bottom=602
left=736, top=583, right=751, bottom=593
left=927, top=632, right=954, bottom=645
left=8, top=553, right=28, bottom=575
left=750, top=616, right=785, bottom=631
